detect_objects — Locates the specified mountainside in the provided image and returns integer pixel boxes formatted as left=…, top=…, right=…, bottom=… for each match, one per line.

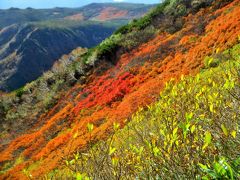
left=0, top=0, right=239, bottom=179
left=0, top=3, right=154, bottom=28
left=0, top=3, right=154, bottom=91
left=0, top=22, right=116, bottom=91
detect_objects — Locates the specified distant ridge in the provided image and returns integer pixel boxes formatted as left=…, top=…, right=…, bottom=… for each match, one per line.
left=0, top=3, right=154, bottom=91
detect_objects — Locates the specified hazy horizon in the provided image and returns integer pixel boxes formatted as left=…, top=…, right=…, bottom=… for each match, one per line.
left=0, top=0, right=160, bottom=9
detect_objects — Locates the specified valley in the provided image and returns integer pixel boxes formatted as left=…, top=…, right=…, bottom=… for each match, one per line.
left=0, top=3, right=154, bottom=91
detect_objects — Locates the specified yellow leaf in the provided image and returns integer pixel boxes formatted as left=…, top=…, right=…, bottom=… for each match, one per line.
left=87, top=123, right=94, bottom=132
left=73, top=131, right=78, bottom=139
left=209, top=104, right=214, bottom=113
left=199, top=114, right=205, bottom=119
left=191, top=125, right=196, bottom=133
left=181, top=75, right=185, bottom=81
left=202, top=143, right=208, bottom=151
left=113, top=122, right=120, bottom=131
left=112, top=156, right=119, bottom=166
left=109, top=147, right=116, bottom=156
left=76, top=173, right=83, bottom=180
left=208, top=57, right=214, bottom=66
left=173, top=127, right=178, bottom=135
left=204, top=131, right=212, bottom=146
left=231, top=131, right=236, bottom=138
left=221, top=124, right=228, bottom=136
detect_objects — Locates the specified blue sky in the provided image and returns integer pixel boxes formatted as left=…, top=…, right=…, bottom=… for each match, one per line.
left=0, top=0, right=160, bottom=9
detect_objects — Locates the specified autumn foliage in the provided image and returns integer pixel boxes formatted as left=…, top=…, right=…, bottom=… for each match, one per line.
left=96, top=7, right=128, bottom=21
left=0, top=0, right=240, bottom=179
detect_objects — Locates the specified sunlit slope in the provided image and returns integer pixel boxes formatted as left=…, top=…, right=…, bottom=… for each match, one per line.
left=0, top=0, right=239, bottom=179
left=55, top=44, right=240, bottom=179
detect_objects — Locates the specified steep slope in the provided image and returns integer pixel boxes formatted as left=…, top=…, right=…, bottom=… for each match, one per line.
left=0, top=23, right=116, bottom=91
left=55, top=48, right=240, bottom=179
left=0, top=0, right=239, bottom=179
left=0, top=3, right=154, bottom=91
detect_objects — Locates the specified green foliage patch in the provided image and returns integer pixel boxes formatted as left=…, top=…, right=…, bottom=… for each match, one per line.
left=114, top=0, right=171, bottom=34
left=14, top=87, right=25, bottom=98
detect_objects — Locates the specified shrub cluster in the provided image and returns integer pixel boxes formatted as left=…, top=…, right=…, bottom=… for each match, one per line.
left=80, top=0, right=175, bottom=65
left=59, top=54, right=240, bottom=179
left=81, top=0, right=217, bottom=67
left=0, top=48, right=87, bottom=132
left=114, top=0, right=171, bottom=35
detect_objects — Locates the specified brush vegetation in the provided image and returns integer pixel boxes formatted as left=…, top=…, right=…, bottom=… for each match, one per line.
left=51, top=44, right=240, bottom=179
left=0, top=0, right=239, bottom=179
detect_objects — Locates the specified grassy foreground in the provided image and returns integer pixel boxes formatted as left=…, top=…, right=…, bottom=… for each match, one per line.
left=46, top=44, right=240, bottom=179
